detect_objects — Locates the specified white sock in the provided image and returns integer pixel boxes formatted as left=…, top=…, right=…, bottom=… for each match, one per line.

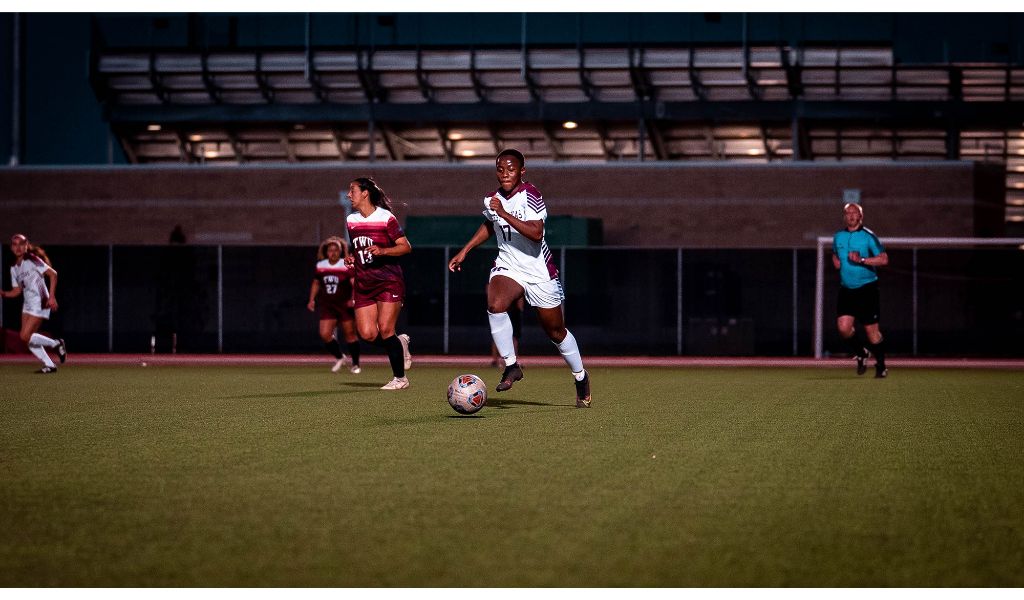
left=30, top=333, right=58, bottom=348
left=488, top=311, right=517, bottom=366
left=28, top=343, right=56, bottom=368
left=554, top=329, right=584, bottom=374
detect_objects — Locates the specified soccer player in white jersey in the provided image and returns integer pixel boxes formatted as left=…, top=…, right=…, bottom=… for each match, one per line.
left=448, top=149, right=591, bottom=408
left=1, top=234, right=67, bottom=373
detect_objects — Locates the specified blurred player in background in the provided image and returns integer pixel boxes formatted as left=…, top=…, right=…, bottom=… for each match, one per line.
left=307, top=236, right=361, bottom=374
left=448, top=149, right=591, bottom=408
left=1, top=234, right=67, bottom=373
left=832, top=203, right=889, bottom=378
left=345, top=178, right=413, bottom=390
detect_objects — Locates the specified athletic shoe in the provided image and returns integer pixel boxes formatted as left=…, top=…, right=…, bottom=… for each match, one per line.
left=380, top=376, right=410, bottom=390
left=398, top=334, right=412, bottom=370
left=575, top=372, right=592, bottom=408
left=37, top=366, right=57, bottom=374
left=331, top=357, right=346, bottom=373
left=350, top=365, right=362, bottom=375
left=875, top=367, right=888, bottom=379
left=496, top=363, right=524, bottom=392
left=855, top=355, right=867, bottom=376
left=56, top=339, right=67, bottom=364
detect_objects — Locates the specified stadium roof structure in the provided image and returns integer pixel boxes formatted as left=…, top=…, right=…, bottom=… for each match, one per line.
left=90, top=44, right=1024, bottom=224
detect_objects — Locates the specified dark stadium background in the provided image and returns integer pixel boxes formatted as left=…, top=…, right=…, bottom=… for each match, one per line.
left=2, top=13, right=1023, bottom=357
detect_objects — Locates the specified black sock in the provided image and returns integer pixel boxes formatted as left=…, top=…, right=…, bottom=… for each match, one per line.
left=346, top=340, right=361, bottom=366
left=325, top=339, right=343, bottom=359
left=382, top=335, right=405, bottom=378
left=867, top=339, right=886, bottom=369
left=844, top=335, right=867, bottom=358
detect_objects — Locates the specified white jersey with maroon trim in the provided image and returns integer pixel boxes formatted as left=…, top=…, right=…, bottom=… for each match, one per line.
left=10, top=254, right=52, bottom=307
left=482, top=182, right=558, bottom=284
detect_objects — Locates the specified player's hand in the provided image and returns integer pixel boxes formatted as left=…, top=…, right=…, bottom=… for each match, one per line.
left=47, top=297, right=58, bottom=311
left=366, top=245, right=382, bottom=256
left=307, top=300, right=315, bottom=312
left=448, top=252, right=466, bottom=272
left=344, top=255, right=354, bottom=266
left=488, top=195, right=505, bottom=215
left=848, top=251, right=862, bottom=263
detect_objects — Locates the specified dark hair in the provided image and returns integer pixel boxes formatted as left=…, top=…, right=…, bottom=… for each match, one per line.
left=496, top=148, right=525, bottom=167
left=317, top=236, right=348, bottom=261
left=352, top=177, right=394, bottom=212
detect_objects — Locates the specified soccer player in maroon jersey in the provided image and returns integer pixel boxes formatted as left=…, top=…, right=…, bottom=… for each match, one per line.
left=345, top=178, right=413, bottom=390
left=307, top=237, right=361, bottom=374
left=447, top=149, right=591, bottom=408
left=2, top=234, right=67, bottom=373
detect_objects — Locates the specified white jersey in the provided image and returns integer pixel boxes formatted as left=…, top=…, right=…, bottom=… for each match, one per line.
left=482, top=182, right=558, bottom=284
left=10, top=253, right=52, bottom=316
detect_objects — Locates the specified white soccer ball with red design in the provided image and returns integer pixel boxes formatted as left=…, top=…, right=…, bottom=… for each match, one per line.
left=447, top=374, right=487, bottom=415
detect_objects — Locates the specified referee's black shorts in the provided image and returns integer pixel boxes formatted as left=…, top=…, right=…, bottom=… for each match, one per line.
left=837, top=281, right=881, bottom=325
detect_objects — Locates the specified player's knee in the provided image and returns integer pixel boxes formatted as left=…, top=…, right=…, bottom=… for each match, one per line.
left=319, top=331, right=334, bottom=343
left=20, top=331, right=33, bottom=343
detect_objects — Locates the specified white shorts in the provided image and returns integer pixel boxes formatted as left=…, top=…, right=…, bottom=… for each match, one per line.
left=489, top=267, right=564, bottom=309
left=22, top=293, right=50, bottom=319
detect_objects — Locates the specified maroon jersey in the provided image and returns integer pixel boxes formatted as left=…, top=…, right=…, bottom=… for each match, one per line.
left=346, top=207, right=406, bottom=298
left=314, top=259, right=355, bottom=310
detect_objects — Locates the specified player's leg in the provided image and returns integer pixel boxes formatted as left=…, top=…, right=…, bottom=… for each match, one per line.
left=532, top=277, right=590, bottom=408
left=487, top=275, right=525, bottom=391
left=20, top=315, right=56, bottom=372
left=339, top=316, right=361, bottom=373
left=319, top=318, right=345, bottom=372
left=354, top=303, right=381, bottom=342
left=375, top=300, right=408, bottom=389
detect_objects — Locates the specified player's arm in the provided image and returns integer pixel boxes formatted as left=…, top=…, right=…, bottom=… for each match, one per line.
left=367, top=236, right=411, bottom=258
left=43, top=267, right=58, bottom=310
left=832, top=253, right=841, bottom=270
left=448, top=222, right=494, bottom=272
left=0, top=285, right=21, bottom=299
left=488, top=196, right=543, bottom=242
left=307, top=279, right=320, bottom=312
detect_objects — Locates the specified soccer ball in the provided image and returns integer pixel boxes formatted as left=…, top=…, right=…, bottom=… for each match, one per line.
left=447, top=374, right=487, bottom=415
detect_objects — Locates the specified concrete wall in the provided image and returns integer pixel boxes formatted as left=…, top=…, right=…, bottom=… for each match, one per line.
left=0, top=161, right=1004, bottom=248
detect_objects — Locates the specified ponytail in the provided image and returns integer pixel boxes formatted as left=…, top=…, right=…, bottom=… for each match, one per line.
left=352, top=177, right=395, bottom=213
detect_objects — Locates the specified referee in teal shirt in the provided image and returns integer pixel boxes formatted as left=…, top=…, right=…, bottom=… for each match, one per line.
left=832, top=202, right=889, bottom=378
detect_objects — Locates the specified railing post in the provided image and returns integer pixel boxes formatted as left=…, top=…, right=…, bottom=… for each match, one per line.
left=443, top=246, right=450, bottom=355
left=108, top=244, right=114, bottom=352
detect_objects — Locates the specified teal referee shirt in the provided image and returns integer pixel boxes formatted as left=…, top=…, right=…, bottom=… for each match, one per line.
left=833, top=227, right=885, bottom=289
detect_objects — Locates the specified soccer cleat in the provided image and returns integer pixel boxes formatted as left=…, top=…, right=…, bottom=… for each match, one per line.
left=875, top=367, right=888, bottom=379
left=331, top=357, right=346, bottom=373
left=574, top=372, right=592, bottom=408
left=855, top=355, right=867, bottom=376
left=398, top=334, right=412, bottom=370
left=36, top=366, right=57, bottom=374
left=56, top=339, right=67, bottom=364
left=380, top=376, right=410, bottom=390
left=495, top=363, right=524, bottom=392
left=350, top=365, right=362, bottom=375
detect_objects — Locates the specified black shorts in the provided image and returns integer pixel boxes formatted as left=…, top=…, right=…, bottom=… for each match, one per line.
left=837, top=281, right=881, bottom=325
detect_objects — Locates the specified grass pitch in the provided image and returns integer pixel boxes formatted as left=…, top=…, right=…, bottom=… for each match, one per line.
left=1, top=363, right=1022, bottom=586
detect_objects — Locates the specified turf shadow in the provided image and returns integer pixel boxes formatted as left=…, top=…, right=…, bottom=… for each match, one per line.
left=484, top=397, right=568, bottom=408
left=215, top=389, right=361, bottom=400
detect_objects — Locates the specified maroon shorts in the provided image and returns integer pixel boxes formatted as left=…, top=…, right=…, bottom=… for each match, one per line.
left=319, top=301, right=355, bottom=322
left=354, top=279, right=405, bottom=309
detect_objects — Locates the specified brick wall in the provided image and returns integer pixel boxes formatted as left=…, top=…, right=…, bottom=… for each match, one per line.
left=0, top=161, right=1003, bottom=248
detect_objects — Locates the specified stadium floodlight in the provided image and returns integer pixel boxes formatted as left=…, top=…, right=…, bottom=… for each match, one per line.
left=813, top=236, right=1024, bottom=359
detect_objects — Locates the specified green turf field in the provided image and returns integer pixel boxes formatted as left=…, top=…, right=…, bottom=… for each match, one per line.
left=1, top=364, right=1022, bottom=586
